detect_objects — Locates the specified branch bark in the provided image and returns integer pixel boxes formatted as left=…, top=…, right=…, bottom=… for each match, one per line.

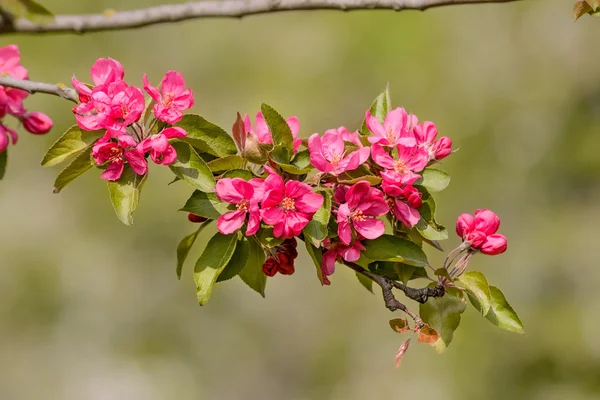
left=0, top=76, right=78, bottom=103
left=0, top=0, right=520, bottom=35
left=344, top=261, right=445, bottom=327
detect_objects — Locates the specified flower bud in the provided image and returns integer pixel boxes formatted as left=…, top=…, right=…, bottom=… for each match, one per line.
left=244, top=133, right=268, bottom=164
left=188, top=213, right=208, bottom=223
left=433, top=136, right=452, bottom=160
left=22, top=111, right=53, bottom=134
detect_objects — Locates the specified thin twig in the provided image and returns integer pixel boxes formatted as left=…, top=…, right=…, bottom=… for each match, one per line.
left=0, top=0, right=521, bottom=35
left=0, top=76, right=78, bottom=103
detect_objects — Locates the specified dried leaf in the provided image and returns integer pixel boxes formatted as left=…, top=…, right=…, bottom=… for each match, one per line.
left=574, top=1, right=592, bottom=21
left=389, top=318, right=410, bottom=334
left=395, top=338, right=411, bottom=368
left=232, top=112, right=246, bottom=153
left=418, top=324, right=439, bottom=344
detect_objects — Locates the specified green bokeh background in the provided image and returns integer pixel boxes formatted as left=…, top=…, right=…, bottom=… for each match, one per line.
left=2, top=0, right=600, bottom=398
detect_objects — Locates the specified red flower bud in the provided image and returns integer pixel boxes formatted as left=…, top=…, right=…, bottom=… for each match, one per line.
left=188, top=213, right=208, bottom=223
left=22, top=111, right=53, bottom=134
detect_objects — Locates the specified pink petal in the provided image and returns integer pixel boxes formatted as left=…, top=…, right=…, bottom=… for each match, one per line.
left=161, top=70, right=186, bottom=95
left=124, top=149, right=148, bottom=175
left=365, top=110, right=386, bottom=140
left=142, top=74, right=161, bottom=102
left=394, top=201, right=420, bottom=228
left=337, top=219, right=353, bottom=246
left=261, top=207, right=284, bottom=225
left=254, top=112, right=272, bottom=144
left=161, top=126, right=187, bottom=139
left=284, top=180, right=312, bottom=199
left=474, top=209, right=500, bottom=236
left=345, top=180, right=372, bottom=210
left=456, top=213, right=475, bottom=238
left=173, top=89, right=194, bottom=110
left=217, top=210, right=246, bottom=235
left=91, top=58, right=124, bottom=86
left=480, top=234, right=507, bottom=255
left=249, top=178, right=265, bottom=201
left=100, top=160, right=124, bottom=181
left=321, top=130, right=345, bottom=159
left=286, top=116, right=300, bottom=137
left=370, top=143, right=395, bottom=169
left=383, top=108, right=408, bottom=142
left=0, top=130, right=8, bottom=152
left=339, top=241, right=365, bottom=262
left=246, top=208, right=261, bottom=236
left=216, top=178, right=245, bottom=204
left=231, top=178, right=255, bottom=200
left=354, top=218, right=385, bottom=240
left=295, top=191, right=324, bottom=214
left=159, top=144, right=178, bottom=165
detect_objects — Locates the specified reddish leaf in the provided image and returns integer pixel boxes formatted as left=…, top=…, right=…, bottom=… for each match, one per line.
left=389, top=318, right=410, bottom=334
left=418, top=324, right=440, bottom=344
left=232, top=112, right=246, bottom=153
left=574, top=1, right=592, bottom=21
left=395, top=338, right=411, bottom=368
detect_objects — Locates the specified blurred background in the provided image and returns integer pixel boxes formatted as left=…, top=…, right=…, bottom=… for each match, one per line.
left=1, top=0, right=600, bottom=398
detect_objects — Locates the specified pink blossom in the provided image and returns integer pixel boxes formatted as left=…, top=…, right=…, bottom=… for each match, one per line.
left=139, top=127, right=187, bottom=165
left=72, top=58, right=124, bottom=99
left=381, top=181, right=422, bottom=228
left=336, top=181, right=388, bottom=245
left=92, top=134, right=147, bottom=181
left=0, top=85, right=27, bottom=118
left=143, top=71, right=194, bottom=124
left=92, top=81, right=145, bottom=136
left=0, top=45, right=28, bottom=80
left=371, top=143, right=428, bottom=186
left=456, top=209, right=507, bottom=255
left=22, top=111, right=52, bottom=134
left=260, top=167, right=324, bottom=238
left=413, top=121, right=452, bottom=161
left=244, top=111, right=302, bottom=153
left=365, top=108, right=417, bottom=147
left=321, top=240, right=365, bottom=285
left=0, top=124, right=18, bottom=153
left=215, top=177, right=264, bottom=235
left=308, top=127, right=370, bottom=175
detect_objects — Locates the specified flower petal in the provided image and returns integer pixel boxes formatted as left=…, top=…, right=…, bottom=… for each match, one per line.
left=217, top=210, right=246, bottom=235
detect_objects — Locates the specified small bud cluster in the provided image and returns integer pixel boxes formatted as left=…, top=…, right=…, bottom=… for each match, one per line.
left=0, top=45, right=53, bottom=153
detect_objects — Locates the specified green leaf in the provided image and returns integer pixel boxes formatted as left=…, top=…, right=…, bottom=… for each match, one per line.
left=176, top=221, right=211, bottom=279
left=369, top=261, right=403, bottom=280
left=305, top=240, right=325, bottom=285
left=355, top=272, right=373, bottom=293
left=239, top=238, right=267, bottom=297
left=52, top=145, right=93, bottom=193
left=106, top=166, right=147, bottom=226
left=456, top=271, right=492, bottom=316
left=416, top=187, right=448, bottom=241
left=394, top=263, right=415, bottom=284
left=41, top=125, right=103, bottom=167
left=0, top=150, right=6, bottom=180
left=419, top=288, right=466, bottom=353
left=169, top=141, right=216, bottom=192
left=302, top=188, right=332, bottom=247
left=217, top=236, right=250, bottom=282
left=207, top=155, right=244, bottom=173
left=484, top=286, right=525, bottom=334
left=278, top=163, right=311, bottom=175
left=194, top=232, right=239, bottom=305
left=180, top=190, right=230, bottom=220
left=175, top=114, right=237, bottom=157
left=415, top=168, right=450, bottom=192
left=261, top=103, right=293, bottom=164
left=359, top=85, right=391, bottom=135
left=0, top=0, right=54, bottom=24
left=221, top=169, right=254, bottom=180
left=337, top=175, right=382, bottom=185
left=256, top=226, right=283, bottom=248
left=363, top=235, right=429, bottom=267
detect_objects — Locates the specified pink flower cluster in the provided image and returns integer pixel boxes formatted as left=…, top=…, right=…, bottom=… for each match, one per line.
left=456, top=209, right=507, bottom=255
left=0, top=45, right=53, bottom=153
left=72, top=58, right=194, bottom=180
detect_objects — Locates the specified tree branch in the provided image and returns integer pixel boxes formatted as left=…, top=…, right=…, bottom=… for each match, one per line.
left=0, top=0, right=520, bottom=35
left=344, top=261, right=445, bottom=327
left=0, top=76, right=78, bottom=103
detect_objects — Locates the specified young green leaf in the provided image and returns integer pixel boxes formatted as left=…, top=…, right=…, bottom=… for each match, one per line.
left=169, top=141, right=216, bottom=192
left=0, top=150, right=6, bottom=180
left=305, top=240, right=325, bottom=285
left=456, top=271, right=492, bottom=316
left=484, top=286, right=525, bottom=334
left=221, top=169, right=254, bottom=180
left=207, top=155, right=244, bottom=173
left=52, top=145, right=94, bottom=193
left=41, top=125, right=103, bottom=167
left=175, top=114, right=237, bottom=157
left=419, top=288, right=466, bottom=353
left=106, top=166, right=147, bottom=226
left=176, top=221, right=211, bottom=279
left=217, top=237, right=250, bottom=282
left=261, top=103, right=293, bottom=164
left=355, top=272, right=373, bottom=293
left=302, top=188, right=332, bottom=247
left=194, top=232, right=239, bottom=305
left=180, top=190, right=230, bottom=220
left=415, top=168, right=450, bottom=192
left=363, top=235, right=429, bottom=267
left=239, top=238, right=267, bottom=297
left=359, top=85, right=391, bottom=135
